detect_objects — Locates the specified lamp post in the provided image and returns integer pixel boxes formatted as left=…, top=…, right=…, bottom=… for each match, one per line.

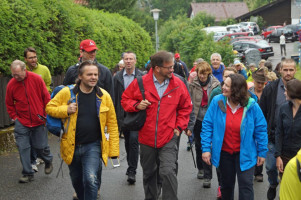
left=151, top=9, right=161, bottom=52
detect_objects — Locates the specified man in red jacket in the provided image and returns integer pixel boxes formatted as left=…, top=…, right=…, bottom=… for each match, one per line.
left=5, top=60, right=53, bottom=183
left=121, top=51, right=192, bottom=200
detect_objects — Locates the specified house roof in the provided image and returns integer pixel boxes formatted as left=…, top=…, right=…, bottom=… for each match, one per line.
left=189, top=2, right=249, bottom=22
left=74, top=0, right=88, bottom=5
left=235, top=0, right=287, bottom=21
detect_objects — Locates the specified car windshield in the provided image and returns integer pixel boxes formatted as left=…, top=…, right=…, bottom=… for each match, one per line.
left=240, top=22, right=248, bottom=26
left=256, top=40, right=269, bottom=46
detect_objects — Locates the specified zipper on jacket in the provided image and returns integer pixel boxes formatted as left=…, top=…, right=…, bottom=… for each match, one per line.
left=23, top=81, right=33, bottom=127
left=154, top=86, right=179, bottom=148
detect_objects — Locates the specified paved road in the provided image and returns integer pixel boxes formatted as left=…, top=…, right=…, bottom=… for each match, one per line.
left=0, top=134, right=277, bottom=200
left=267, top=40, right=299, bottom=69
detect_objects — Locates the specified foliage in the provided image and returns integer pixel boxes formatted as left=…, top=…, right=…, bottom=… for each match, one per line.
left=191, top=12, right=215, bottom=27
left=245, top=0, right=276, bottom=11
left=0, top=0, right=153, bottom=75
left=255, top=15, right=266, bottom=30
left=218, top=18, right=237, bottom=26
left=86, top=0, right=136, bottom=13
left=160, top=15, right=235, bottom=68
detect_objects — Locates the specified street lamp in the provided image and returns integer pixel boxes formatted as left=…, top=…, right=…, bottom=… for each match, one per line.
left=151, top=9, right=161, bottom=52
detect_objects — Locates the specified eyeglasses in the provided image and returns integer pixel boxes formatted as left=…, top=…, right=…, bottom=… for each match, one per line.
left=160, top=65, right=174, bottom=70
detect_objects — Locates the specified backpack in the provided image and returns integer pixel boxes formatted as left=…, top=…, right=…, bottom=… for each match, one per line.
left=46, top=85, right=76, bottom=138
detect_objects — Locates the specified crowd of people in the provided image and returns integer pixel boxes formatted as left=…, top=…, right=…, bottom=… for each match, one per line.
left=5, top=38, right=301, bottom=200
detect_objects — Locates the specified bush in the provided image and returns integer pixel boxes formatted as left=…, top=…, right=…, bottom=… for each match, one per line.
left=159, top=15, right=235, bottom=68
left=0, top=0, right=153, bottom=75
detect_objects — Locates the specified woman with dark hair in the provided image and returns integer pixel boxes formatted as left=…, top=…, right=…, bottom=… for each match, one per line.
left=275, top=79, right=301, bottom=178
left=188, top=61, right=220, bottom=188
left=201, top=74, right=268, bottom=200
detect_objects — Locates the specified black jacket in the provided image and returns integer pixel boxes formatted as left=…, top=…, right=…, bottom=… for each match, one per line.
left=63, top=59, right=114, bottom=102
left=259, top=79, right=281, bottom=143
left=113, top=68, right=144, bottom=130
left=275, top=101, right=301, bottom=158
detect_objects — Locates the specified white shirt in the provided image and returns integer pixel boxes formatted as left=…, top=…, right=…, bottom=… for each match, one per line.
left=280, top=35, right=285, bottom=45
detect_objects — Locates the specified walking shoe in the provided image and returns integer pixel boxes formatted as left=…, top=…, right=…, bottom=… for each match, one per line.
left=19, top=175, right=34, bottom=183
left=127, top=173, right=136, bottom=184
left=45, top=162, right=53, bottom=174
left=187, top=142, right=191, bottom=151
left=255, top=175, right=263, bottom=182
left=267, top=186, right=276, bottom=200
left=216, top=186, right=222, bottom=199
left=203, top=179, right=211, bottom=188
left=72, top=192, right=78, bottom=200
left=32, top=164, right=38, bottom=172
left=197, top=169, right=204, bottom=179
left=36, top=158, right=44, bottom=165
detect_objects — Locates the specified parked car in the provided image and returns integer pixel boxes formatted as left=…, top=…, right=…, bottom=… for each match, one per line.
left=213, top=31, right=230, bottom=41
left=266, top=27, right=295, bottom=43
left=239, top=22, right=260, bottom=35
left=218, top=32, right=254, bottom=42
left=285, top=24, right=301, bottom=41
left=202, top=26, right=227, bottom=34
left=232, top=40, right=274, bottom=59
left=230, top=36, right=263, bottom=44
left=261, top=25, right=283, bottom=39
left=226, top=24, right=244, bottom=33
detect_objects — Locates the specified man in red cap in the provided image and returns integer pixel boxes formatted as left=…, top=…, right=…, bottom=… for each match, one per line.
left=173, top=53, right=189, bottom=80
left=63, top=39, right=114, bottom=100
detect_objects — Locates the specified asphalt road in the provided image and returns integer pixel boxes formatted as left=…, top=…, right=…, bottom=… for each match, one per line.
left=0, top=134, right=277, bottom=200
left=267, top=40, right=299, bottom=69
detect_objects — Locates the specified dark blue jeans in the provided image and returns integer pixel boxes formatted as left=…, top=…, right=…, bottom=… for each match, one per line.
left=69, top=140, right=101, bottom=200
left=124, top=130, right=139, bottom=175
left=265, top=142, right=278, bottom=187
left=219, top=151, right=255, bottom=200
left=14, top=119, right=53, bottom=175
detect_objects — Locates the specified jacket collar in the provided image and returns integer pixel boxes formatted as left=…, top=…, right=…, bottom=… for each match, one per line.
left=73, top=84, right=103, bottom=97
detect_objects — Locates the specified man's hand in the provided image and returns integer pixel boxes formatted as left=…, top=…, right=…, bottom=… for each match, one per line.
left=202, top=152, right=211, bottom=165
left=185, top=129, right=192, bottom=137
left=276, top=156, right=284, bottom=173
left=136, top=99, right=151, bottom=110
left=67, top=103, right=77, bottom=114
left=174, top=129, right=180, bottom=136
left=257, top=157, right=265, bottom=166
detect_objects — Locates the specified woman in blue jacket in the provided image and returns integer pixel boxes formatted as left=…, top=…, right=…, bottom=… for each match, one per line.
left=201, top=74, right=268, bottom=200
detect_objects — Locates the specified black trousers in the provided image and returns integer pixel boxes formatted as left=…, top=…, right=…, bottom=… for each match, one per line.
left=124, top=130, right=139, bottom=174
left=194, top=120, right=212, bottom=179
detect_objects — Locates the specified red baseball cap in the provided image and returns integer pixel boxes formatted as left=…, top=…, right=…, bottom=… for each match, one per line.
left=175, top=53, right=180, bottom=59
left=80, top=39, right=98, bottom=52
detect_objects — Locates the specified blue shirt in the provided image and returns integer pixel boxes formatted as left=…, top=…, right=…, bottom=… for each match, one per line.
left=211, top=64, right=224, bottom=83
left=153, top=74, right=169, bottom=98
left=123, top=69, right=135, bottom=89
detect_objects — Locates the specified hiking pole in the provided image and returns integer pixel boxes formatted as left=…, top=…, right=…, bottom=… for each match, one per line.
left=189, top=136, right=196, bottom=168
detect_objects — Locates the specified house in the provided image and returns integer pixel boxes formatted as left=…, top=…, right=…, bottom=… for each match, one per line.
left=236, top=0, right=300, bottom=26
left=188, top=2, right=249, bottom=22
left=74, top=0, right=88, bottom=5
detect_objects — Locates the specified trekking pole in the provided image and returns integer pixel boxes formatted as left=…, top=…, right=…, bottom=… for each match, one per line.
left=189, top=136, right=196, bottom=168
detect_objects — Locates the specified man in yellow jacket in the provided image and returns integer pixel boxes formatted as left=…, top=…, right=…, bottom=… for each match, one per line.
left=46, top=60, right=119, bottom=200
left=280, top=149, right=301, bottom=200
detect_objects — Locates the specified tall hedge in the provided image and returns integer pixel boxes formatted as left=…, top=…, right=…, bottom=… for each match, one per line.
left=0, top=0, right=153, bottom=75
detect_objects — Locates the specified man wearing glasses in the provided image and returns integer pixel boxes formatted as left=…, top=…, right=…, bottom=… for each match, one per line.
left=5, top=60, right=53, bottom=183
left=24, top=47, right=52, bottom=93
left=63, top=39, right=114, bottom=100
left=121, top=51, right=192, bottom=200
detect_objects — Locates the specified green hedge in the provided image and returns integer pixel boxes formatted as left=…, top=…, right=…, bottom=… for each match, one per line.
left=0, top=0, right=153, bottom=75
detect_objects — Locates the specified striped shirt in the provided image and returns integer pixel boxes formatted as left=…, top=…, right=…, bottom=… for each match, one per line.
left=153, top=74, right=170, bottom=98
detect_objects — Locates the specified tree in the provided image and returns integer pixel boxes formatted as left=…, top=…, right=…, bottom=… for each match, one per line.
left=86, top=0, right=136, bottom=13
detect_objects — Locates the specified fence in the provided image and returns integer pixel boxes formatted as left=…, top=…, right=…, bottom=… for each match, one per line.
left=0, top=74, right=65, bottom=128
